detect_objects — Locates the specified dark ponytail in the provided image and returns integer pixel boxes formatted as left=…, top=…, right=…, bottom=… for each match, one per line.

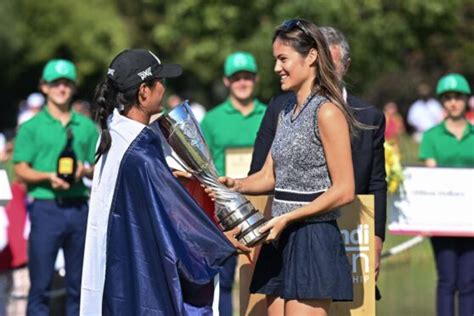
left=93, top=77, right=160, bottom=162
left=93, top=78, right=116, bottom=162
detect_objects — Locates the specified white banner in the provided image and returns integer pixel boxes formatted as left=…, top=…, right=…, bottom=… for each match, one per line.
left=388, top=167, right=474, bottom=237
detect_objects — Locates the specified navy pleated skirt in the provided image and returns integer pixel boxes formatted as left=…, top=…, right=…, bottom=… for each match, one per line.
left=250, top=220, right=353, bottom=301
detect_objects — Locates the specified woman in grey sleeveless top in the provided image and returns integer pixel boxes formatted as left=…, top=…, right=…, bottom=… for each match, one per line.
left=208, top=19, right=363, bottom=316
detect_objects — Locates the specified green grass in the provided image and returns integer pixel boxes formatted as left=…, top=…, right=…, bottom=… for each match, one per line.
left=377, top=134, right=437, bottom=314
left=398, top=133, right=424, bottom=166
left=377, top=235, right=436, bottom=315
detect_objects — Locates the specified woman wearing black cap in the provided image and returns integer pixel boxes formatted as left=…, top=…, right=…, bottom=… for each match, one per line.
left=80, top=49, right=236, bottom=315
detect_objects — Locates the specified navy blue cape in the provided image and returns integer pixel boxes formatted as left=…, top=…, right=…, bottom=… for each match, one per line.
left=82, top=113, right=235, bottom=315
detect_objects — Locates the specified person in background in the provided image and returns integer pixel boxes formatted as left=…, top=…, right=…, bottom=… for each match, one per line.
left=407, top=83, right=444, bottom=142
left=165, top=92, right=207, bottom=123
left=166, top=93, right=183, bottom=110
left=0, top=133, right=6, bottom=163
left=72, top=100, right=92, bottom=119
left=0, top=130, right=29, bottom=316
left=13, top=59, right=99, bottom=316
left=384, top=101, right=405, bottom=145
left=419, top=73, right=473, bottom=316
left=466, top=95, right=474, bottom=124
left=189, top=101, right=207, bottom=123
left=17, top=92, right=45, bottom=126
left=200, top=51, right=266, bottom=315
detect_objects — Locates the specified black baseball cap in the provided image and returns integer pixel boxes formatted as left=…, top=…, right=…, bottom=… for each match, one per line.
left=107, top=49, right=182, bottom=92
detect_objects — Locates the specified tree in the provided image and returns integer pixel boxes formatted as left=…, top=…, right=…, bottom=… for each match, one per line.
left=0, top=0, right=129, bottom=128
left=1, top=0, right=472, bottom=129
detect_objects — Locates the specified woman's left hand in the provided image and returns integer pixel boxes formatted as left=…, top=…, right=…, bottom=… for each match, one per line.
left=259, top=215, right=290, bottom=243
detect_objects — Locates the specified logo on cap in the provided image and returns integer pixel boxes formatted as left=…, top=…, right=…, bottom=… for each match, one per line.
left=233, top=54, right=249, bottom=67
left=107, top=68, right=115, bottom=76
left=137, top=67, right=153, bottom=80
left=55, top=61, right=71, bottom=75
left=446, top=77, right=457, bottom=89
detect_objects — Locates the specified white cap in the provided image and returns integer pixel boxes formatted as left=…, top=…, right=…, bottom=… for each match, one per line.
left=26, top=93, right=45, bottom=109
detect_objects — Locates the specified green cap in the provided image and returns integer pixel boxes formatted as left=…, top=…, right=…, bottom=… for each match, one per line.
left=42, top=59, right=77, bottom=83
left=436, top=73, right=471, bottom=96
left=224, top=51, right=257, bottom=77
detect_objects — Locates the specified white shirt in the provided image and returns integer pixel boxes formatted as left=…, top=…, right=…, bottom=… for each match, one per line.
left=407, top=98, right=444, bottom=133
left=80, top=110, right=146, bottom=316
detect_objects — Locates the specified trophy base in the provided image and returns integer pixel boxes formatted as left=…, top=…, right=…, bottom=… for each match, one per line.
left=235, top=212, right=269, bottom=247
left=238, top=228, right=269, bottom=247
left=216, top=202, right=269, bottom=247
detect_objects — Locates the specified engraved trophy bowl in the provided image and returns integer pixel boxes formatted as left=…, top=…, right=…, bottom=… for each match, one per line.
left=157, top=101, right=268, bottom=247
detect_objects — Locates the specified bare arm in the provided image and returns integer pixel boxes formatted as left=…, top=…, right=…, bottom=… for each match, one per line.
left=15, top=162, right=52, bottom=184
left=15, top=162, right=69, bottom=190
left=218, top=151, right=275, bottom=195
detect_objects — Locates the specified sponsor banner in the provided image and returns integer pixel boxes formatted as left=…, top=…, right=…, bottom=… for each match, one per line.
left=331, top=195, right=375, bottom=316
left=389, top=167, right=474, bottom=237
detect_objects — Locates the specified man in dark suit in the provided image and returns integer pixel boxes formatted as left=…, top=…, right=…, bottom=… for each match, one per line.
left=249, top=26, right=387, bottom=286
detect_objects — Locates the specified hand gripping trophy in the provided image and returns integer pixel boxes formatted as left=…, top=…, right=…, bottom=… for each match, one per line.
left=158, top=101, right=268, bottom=246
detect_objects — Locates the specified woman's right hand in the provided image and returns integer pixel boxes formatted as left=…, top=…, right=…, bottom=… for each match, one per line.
left=203, top=176, right=241, bottom=200
left=218, top=176, right=242, bottom=190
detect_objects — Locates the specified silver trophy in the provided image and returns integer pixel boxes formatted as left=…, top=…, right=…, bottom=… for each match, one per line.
left=157, top=101, right=268, bottom=247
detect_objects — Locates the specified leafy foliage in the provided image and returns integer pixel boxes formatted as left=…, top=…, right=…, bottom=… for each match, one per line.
left=1, top=0, right=472, bottom=128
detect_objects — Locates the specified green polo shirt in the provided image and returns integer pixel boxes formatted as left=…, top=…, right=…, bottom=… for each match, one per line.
left=419, top=121, right=474, bottom=167
left=200, top=99, right=266, bottom=176
left=13, top=108, right=99, bottom=199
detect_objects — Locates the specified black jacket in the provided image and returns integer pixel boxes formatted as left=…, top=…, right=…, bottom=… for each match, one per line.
left=249, top=92, right=387, bottom=240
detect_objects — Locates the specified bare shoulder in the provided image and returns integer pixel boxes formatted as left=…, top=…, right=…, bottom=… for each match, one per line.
left=318, top=101, right=346, bottom=124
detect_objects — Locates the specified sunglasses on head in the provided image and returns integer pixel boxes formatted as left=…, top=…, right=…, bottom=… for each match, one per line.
left=281, top=19, right=314, bottom=43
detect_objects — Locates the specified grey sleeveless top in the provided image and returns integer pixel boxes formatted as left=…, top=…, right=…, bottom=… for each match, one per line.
left=271, top=93, right=340, bottom=222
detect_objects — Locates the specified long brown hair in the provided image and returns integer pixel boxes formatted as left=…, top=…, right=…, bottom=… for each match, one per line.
left=273, top=19, right=368, bottom=135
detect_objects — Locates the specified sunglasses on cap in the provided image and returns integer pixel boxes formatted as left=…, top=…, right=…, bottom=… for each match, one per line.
left=281, top=19, right=315, bottom=43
